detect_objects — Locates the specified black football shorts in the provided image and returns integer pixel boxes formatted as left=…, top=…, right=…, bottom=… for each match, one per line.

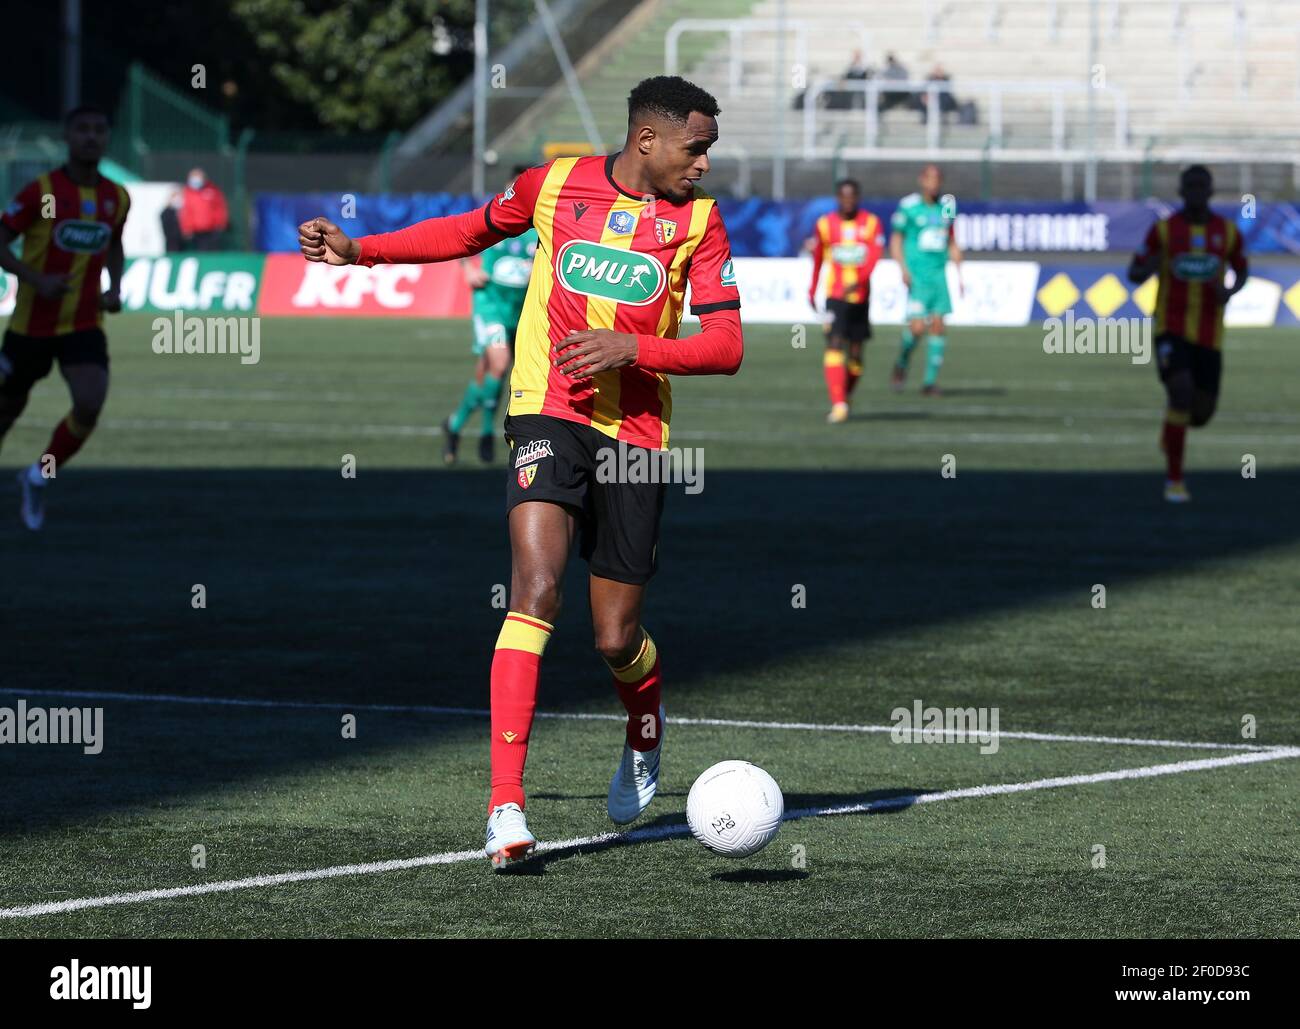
left=824, top=298, right=871, bottom=344
left=503, top=413, right=666, bottom=585
left=1155, top=332, right=1222, bottom=395
left=0, top=328, right=109, bottom=396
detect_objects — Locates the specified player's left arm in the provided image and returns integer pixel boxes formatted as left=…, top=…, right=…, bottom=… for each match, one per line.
left=1217, top=224, right=1248, bottom=304
left=554, top=204, right=743, bottom=379
left=947, top=223, right=963, bottom=296
left=101, top=191, right=129, bottom=313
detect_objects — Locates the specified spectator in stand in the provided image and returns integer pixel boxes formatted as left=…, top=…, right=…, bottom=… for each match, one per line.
left=843, top=49, right=871, bottom=110
left=922, top=63, right=960, bottom=123
left=878, top=52, right=913, bottom=113
left=179, top=168, right=229, bottom=250
left=161, top=188, right=184, bottom=252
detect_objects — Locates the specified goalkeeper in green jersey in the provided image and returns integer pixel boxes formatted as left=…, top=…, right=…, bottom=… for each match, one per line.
left=889, top=164, right=963, bottom=395
left=442, top=171, right=538, bottom=464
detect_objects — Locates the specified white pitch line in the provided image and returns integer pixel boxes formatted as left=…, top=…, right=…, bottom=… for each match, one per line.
left=16, top=416, right=1295, bottom=449
left=1, top=747, right=1295, bottom=921
left=0, top=687, right=1281, bottom=753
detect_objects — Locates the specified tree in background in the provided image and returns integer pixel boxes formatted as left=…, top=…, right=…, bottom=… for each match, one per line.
left=231, top=0, right=532, bottom=134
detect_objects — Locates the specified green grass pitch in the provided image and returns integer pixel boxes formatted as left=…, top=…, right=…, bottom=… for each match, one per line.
left=1, top=314, right=1297, bottom=938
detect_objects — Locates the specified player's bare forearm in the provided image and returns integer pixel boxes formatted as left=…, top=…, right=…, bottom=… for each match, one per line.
left=552, top=329, right=639, bottom=379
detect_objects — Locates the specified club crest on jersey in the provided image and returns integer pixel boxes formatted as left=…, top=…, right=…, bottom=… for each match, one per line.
left=517, top=464, right=538, bottom=489
left=514, top=439, right=553, bottom=467
left=555, top=240, right=666, bottom=306
left=607, top=210, right=635, bottom=235
left=720, top=259, right=736, bottom=288
left=654, top=218, right=677, bottom=245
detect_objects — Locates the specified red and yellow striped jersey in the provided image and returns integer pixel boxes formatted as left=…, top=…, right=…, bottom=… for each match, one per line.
left=1, top=167, right=129, bottom=338
left=812, top=209, right=885, bottom=304
left=486, top=155, right=740, bottom=449
left=1138, top=211, right=1246, bottom=349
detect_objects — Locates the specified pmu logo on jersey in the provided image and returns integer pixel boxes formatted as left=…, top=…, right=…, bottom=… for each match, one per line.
left=654, top=218, right=677, bottom=245
left=514, top=439, right=552, bottom=467
left=54, top=220, right=111, bottom=254
left=556, top=240, right=666, bottom=306
left=1171, top=253, right=1222, bottom=282
left=517, top=464, right=538, bottom=489
left=607, top=210, right=635, bottom=235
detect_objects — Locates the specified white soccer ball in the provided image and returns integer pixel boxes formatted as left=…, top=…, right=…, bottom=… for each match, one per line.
left=686, top=760, right=784, bottom=858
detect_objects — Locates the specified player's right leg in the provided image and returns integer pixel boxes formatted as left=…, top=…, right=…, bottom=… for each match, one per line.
left=1, top=331, right=55, bottom=529
left=1156, top=335, right=1195, bottom=502
left=477, top=341, right=511, bottom=463
left=893, top=307, right=924, bottom=390
left=921, top=313, right=947, bottom=395
left=485, top=414, right=587, bottom=869
left=485, top=499, right=575, bottom=869
left=444, top=321, right=497, bottom=464
left=821, top=300, right=850, bottom=422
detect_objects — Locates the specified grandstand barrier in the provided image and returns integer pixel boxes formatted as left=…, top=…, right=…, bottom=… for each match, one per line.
left=3, top=256, right=1297, bottom=328
left=253, top=193, right=1300, bottom=257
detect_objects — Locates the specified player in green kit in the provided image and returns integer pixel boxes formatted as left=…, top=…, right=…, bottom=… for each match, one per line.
left=889, top=164, right=962, bottom=395
left=442, top=169, right=538, bottom=464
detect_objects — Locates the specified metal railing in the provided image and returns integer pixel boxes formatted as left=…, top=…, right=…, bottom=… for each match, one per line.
left=801, top=79, right=1129, bottom=157
left=664, top=19, right=870, bottom=100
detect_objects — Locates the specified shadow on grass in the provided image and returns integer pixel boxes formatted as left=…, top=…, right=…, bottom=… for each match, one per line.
left=1, top=466, right=1298, bottom=837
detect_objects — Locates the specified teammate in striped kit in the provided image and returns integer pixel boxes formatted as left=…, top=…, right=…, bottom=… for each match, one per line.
left=1128, top=165, right=1247, bottom=503
left=299, top=77, right=743, bottom=869
left=807, top=179, right=885, bottom=423
left=0, top=106, right=129, bottom=531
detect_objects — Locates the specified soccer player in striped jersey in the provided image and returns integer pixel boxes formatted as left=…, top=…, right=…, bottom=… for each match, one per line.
left=1128, top=165, right=1247, bottom=503
left=0, top=106, right=128, bottom=530
left=299, top=76, right=743, bottom=870
left=807, top=179, right=885, bottom=423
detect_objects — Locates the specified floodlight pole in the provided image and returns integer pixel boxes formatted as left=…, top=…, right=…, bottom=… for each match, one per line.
left=1084, top=0, right=1099, bottom=201
left=473, top=0, right=488, bottom=197
left=773, top=0, right=787, bottom=200
left=62, top=0, right=82, bottom=112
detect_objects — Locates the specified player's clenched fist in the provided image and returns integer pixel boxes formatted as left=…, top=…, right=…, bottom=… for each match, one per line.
left=299, top=217, right=360, bottom=266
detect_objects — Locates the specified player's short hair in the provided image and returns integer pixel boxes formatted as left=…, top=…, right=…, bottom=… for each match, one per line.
left=1180, top=164, right=1213, bottom=186
left=836, top=178, right=861, bottom=194
left=627, top=76, right=720, bottom=128
left=64, top=104, right=111, bottom=127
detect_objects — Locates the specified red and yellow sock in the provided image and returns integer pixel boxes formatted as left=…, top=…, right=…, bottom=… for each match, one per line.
left=823, top=350, right=848, bottom=406
left=488, top=611, right=552, bottom=813
left=1163, top=408, right=1189, bottom=482
left=608, top=630, right=661, bottom=752
left=846, top=357, right=863, bottom=396
left=42, top=413, right=93, bottom=471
